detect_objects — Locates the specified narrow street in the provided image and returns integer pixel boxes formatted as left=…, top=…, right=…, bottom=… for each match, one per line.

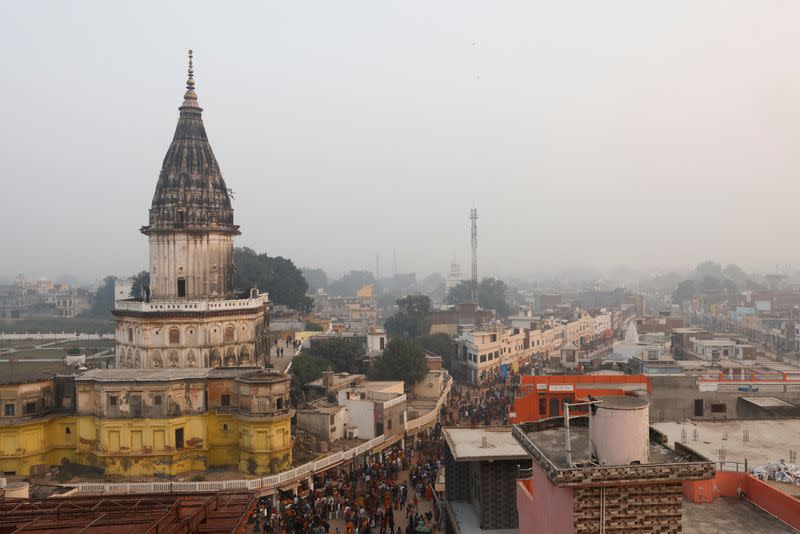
left=249, top=435, right=444, bottom=534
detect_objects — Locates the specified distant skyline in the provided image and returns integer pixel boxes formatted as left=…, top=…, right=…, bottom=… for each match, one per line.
left=2, top=2, right=800, bottom=285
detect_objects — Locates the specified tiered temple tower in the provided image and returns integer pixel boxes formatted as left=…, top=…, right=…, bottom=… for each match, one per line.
left=114, top=51, right=269, bottom=369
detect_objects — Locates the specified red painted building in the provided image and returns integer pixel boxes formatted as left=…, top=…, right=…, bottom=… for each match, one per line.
left=511, top=374, right=652, bottom=423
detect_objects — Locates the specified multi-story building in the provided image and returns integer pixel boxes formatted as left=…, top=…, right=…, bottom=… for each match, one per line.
left=442, top=427, right=530, bottom=533
left=454, top=313, right=606, bottom=384
left=455, top=325, right=528, bottom=384
left=513, top=397, right=715, bottom=534
left=0, top=56, right=295, bottom=479
left=113, top=52, right=270, bottom=369
left=0, top=367, right=293, bottom=477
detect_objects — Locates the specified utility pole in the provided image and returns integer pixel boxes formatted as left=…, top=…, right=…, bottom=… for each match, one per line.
left=470, top=207, right=478, bottom=305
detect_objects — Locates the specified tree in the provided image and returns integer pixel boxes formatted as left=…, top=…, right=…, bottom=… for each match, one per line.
left=370, top=338, right=428, bottom=388
left=233, top=247, right=312, bottom=312
left=722, top=264, right=749, bottom=290
left=86, top=276, right=116, bottom=317
left=447, top=277, right=512, bottom=316
left=304, top=338, right=365, bottom=374
left=447, top=280, right=472, bottom=305
left=418, top=332, right=456, bottom=371
left=290, top=352, right=330, bottom=390
left=301, top=268, right=328, bottom=292
left=672, top=279, right=696, bottom=303
left=130, top=270, right=150, bottom=300
left=328, top=271, right=375, bottom=297
left=384, top=295, right=431, bottom=338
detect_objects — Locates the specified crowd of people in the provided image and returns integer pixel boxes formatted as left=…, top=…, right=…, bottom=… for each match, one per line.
left=440, top=367, right=524, bottom=427
left=248, top=361, right=523, bottom=534
left=249, top=433, right=444, bottom=534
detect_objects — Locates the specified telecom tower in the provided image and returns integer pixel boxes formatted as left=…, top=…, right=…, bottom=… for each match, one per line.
left=470, top=208, right=478, bottom=305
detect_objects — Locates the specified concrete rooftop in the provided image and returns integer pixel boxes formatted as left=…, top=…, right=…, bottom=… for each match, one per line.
left=521, top=425, right=691, bottom=469
left=443, top=427, right=529, bottom=462
left=683, top=497, right=797, bottom=534
left=653, top=420, right=800, bottom=467
left=739, top=396, right=794, bottom=408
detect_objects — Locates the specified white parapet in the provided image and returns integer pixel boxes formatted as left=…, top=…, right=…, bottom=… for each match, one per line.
left=114, top=294, right=269, bottom=313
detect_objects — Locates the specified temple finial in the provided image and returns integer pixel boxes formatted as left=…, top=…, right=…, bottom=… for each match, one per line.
left=182, top=49, right=198, bottom=106
left=186, top=49, right=195, bottom=90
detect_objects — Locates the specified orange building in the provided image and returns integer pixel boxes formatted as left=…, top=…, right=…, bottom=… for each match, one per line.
left=511, top=375, right=652, bottom=423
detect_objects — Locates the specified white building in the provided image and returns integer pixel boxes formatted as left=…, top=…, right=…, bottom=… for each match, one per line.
left=337, top=381, right=406, bottom=440
left=611, top=322, right=670, bottom=363
left=690, top=338, right=736, bottom=362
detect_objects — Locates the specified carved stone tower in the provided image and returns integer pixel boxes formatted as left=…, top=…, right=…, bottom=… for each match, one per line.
left=113, top=51, right=269, bottom=370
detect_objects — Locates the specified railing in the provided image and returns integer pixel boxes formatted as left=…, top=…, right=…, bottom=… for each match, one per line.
left=114, top=295, right=269, bottom=313
left=68, top=374, right=452, bottom=496
left=0, top=332, right=111, bottom=339
left=717, top=460, right=749, bottom=473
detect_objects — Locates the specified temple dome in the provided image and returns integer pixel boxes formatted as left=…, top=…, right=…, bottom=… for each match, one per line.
left=142, top=50, right=238, bottom=236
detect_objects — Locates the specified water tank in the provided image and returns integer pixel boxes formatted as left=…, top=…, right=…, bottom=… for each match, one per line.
left=589, top=396, right=650, bottom=465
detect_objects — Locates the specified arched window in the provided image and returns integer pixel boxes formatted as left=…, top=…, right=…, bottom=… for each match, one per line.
left=128, top=328, right=133, bottom=343
left=224, top=326, right=235, bottom=343
left=169, top=328, right=180, bottom=344
left=177, top=277, right=186, bottom=297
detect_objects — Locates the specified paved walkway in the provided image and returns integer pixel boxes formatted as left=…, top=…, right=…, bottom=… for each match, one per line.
left=270, top=343, right=302, bottom=373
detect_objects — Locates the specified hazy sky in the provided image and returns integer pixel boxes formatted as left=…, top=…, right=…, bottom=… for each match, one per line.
left=2, top=1, right=800, bottom=285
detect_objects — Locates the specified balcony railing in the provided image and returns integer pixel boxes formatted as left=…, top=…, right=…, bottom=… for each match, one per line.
left=115, top=294, right=269, bottom=313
